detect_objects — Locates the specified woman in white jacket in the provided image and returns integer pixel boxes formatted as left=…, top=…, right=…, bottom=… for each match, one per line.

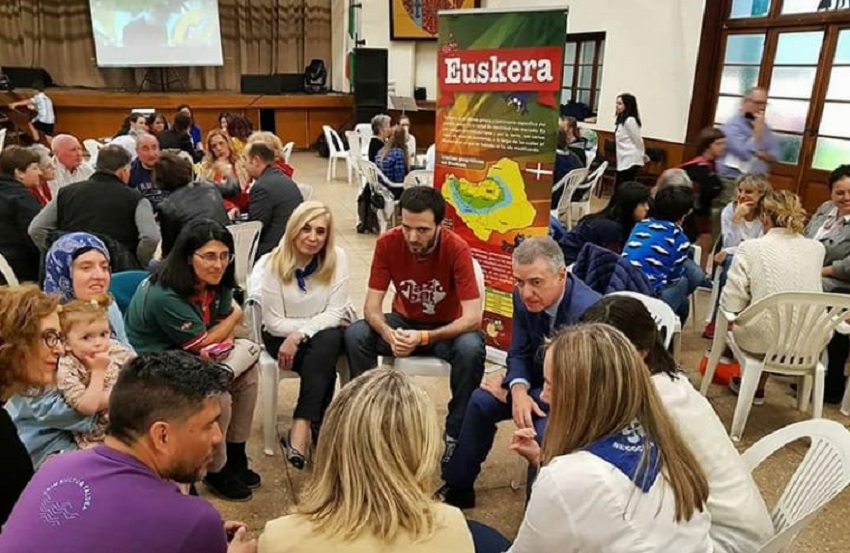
left=508, top=323, right=714, bottom=553
left=260, top=201, right=353, bottom=469
left=614, top=93, right=647, bottom=190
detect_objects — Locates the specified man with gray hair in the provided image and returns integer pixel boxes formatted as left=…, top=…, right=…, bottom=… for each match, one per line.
left=438, top=236, right=600, bottom=509
left=48, top=133, right=94, bottom=195
left=29, top=144, right=160, bottom=268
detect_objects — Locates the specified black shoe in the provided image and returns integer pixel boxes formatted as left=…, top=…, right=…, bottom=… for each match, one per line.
left=226, top=442, right=262, bottom=489
left=280, top=433, right=307, bottom=470
left=203, top=469, right=252, bottom=502
left=436, top=483, right=476, bottom=510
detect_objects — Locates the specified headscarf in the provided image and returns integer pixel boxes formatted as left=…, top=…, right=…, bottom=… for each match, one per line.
left=43, top=233, right=111, bottom=302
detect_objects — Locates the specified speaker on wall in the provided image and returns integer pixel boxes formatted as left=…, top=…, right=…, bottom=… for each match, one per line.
left=2, top=66, right=54, bottom=88
left=353, top=48, right=388, bottom=120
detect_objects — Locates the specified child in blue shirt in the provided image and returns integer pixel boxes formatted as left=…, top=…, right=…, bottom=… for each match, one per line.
left=624, top=185, right=709, bottom=321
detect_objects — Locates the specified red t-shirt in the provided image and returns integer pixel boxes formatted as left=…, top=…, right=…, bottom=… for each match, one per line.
left=368, top=227, right=479, bottom=324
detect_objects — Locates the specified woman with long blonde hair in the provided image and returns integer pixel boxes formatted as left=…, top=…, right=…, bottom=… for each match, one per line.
left=196, top=129, right=249, bottom=215
left=508, top=324, right=714, bottom=553
left=258, top=368, right=474, bottom=552
left=258, top=201, right=353, bottom=469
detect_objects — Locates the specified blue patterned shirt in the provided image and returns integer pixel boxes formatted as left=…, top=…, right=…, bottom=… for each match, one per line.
left=377, top=148, right=408, bottom=184
left=623, top=219, right=690, bottom=293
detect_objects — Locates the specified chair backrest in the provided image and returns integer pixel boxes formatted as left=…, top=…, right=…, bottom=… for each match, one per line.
left=227, top=221, right=263, bottom=291
left=322, top=125, right=346, bottom=156
left=403, top=169, right=434, bottom=188
left=243, top=294, right=264, bottom=344
left=345, top=130, right=362, bottom=160
left=354, top=123, right=373, bottom=143
left=297, top=182, right=314, bottom=201
left=281, top=141, right=294, bottom=164
left=742, top=419, right=850, bottom=548
left=83, top=139, right=102, bottom=161
left=556, top=167, right=590, bottom=220
left=0, top=251, right=19, bottom=285
left=0, top=128, right=6, bottom=150
left=608, top=291, right=677, bottom=348
left=108, top=270, right=148, bottom=314
left=357, top=158, right=396, bottom=196
left=586, top=160, right=609, bottom=194
left=736, top=292, right=850, bottom=372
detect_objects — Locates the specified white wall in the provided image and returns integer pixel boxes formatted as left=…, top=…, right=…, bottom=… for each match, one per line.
left=331, top=0, right=706, bottom=143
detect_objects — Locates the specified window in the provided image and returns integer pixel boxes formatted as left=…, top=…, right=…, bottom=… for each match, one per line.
left=714, top=33, right=766, bottom=123
left=730, top=0, right=771, bottom=18
left=561, top=32, right=605, bottom=114
left=813, top=29, right=850, bottom=170
left=782, top=0, right=850, bottom=14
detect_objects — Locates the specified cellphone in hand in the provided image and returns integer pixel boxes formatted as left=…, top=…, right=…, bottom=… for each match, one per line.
left=201, top=342, right=234, bottom=359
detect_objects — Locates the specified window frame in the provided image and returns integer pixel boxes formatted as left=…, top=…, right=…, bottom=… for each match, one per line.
left=562, top=32, right=606, bottom=114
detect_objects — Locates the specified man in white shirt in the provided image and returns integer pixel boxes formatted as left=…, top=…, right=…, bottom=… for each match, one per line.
left=49, top=134, right=94, bottom=196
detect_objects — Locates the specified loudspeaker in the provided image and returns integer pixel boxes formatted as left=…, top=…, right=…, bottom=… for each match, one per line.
left=277, top=73, right=304, bottom=93
left=240, top=74, right=283, bottom=95
left=414, top=87, right=427, bottom=101
left=2, top=66, right=54, bottom=88
left=354, top=48, right=388, bottom=112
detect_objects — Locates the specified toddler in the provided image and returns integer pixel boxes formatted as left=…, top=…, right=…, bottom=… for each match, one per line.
left=56, top=295, right=135, bottom=449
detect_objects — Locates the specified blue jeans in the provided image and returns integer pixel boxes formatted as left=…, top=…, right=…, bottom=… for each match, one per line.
left=468, top=520, right=511, bottom=553
left=708, top=255, right=734, bottom=324
left=660, top=258, right=710, bottom=323
left=344, top=314, right=486, bottom=438
left=442, top=387, right=548, bottom=490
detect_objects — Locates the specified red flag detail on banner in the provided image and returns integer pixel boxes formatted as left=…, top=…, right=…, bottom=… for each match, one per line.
left=438, top=46, right=562, bottom=107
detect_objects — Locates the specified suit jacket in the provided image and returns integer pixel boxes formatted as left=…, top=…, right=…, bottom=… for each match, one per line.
left=504, top=273, right=601, bottom=390
left=249, top=166, right=304, bottom=256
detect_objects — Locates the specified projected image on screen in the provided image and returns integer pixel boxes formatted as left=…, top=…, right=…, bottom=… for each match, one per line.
left=89, top=0, right=223, bottom=67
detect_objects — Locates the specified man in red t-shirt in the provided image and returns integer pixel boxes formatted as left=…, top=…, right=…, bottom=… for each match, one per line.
left=345, top=186, right=485, bottom=446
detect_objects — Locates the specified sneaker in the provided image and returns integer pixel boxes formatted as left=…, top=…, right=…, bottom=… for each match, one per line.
left=728, top=377, right=765, bottom=406
left=203, top=470, right=252, bottom=502
left=702, top=322, right=715, bottom=340
left=436, top=483, right=476, bottom=510
left=442, top=434, right=458, bottom=465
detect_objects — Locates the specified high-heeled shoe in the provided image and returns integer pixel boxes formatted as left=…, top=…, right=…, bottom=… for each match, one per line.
left=279, top=433, right=307, bottom=470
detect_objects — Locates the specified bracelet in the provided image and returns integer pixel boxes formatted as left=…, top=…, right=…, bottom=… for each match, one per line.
left=420, top=330, right=430, bottom=346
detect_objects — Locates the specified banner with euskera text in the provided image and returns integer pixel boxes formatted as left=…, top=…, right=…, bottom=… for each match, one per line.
left=434, top=7, right=567, bottom=362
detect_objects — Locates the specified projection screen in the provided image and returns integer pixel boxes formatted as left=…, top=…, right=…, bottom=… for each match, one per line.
left=88, top=0, right=224, bottom=67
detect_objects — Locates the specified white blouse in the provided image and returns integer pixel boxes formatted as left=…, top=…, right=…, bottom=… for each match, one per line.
left=508, top=451, right=715, bottom=553
left=259, top=246, right=352, bottom=338
left=615, top=116, right=646, bottom=171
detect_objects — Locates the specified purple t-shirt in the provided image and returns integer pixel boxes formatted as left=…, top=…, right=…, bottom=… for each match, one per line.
left=0, top=445, right=226, bottom=553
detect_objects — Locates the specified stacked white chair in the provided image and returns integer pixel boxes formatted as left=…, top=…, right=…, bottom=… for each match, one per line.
left=321, top=125, right=352, bottom=184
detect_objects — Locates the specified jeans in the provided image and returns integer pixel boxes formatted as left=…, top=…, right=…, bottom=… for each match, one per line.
left=659, top=258, right=709, bottom=323
left=344, top=313, right=486, bottom=438
left=708, top=255, right=734, bottom=324
left=442, top=387, right=548, bottom=490
left=468, top=520, right=511, bottom=553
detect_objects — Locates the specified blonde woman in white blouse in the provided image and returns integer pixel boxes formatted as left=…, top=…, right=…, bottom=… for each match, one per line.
left=260, top=201, right=353, bottom=469
left=614, top=93, right=648, bottom=191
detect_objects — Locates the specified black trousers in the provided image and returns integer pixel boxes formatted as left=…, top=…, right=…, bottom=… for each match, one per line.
left=262, top=327, right=343, bottom=425
left=615, top=164, right=641, bottom=191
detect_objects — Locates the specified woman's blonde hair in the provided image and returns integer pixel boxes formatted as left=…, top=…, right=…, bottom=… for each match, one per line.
left=59, top=294, right=112, bottom=334
left=756, top=189, right=807, bottom=234
left=542, top=324, right=709, bottom=522
left=735, top=174, right=772, bottom=198
left=247, top=131, right=284, bottom=160
left=268, top=201, right=337, bottom=286
left=298, top=368, right=441, bottom=542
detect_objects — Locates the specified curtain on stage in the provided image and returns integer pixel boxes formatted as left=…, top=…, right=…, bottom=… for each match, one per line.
left=0, top=0, right=332, bottom=91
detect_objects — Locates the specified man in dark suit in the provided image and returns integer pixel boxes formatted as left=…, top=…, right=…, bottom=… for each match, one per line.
left=245, top=142, right=303, bottom=256
left=438, top=236, right=600, bottom=509
left=28, top=145, right=160, bottom=269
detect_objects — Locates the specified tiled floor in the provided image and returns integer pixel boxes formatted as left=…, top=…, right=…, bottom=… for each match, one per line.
left=211, top=151, right=850, bottom=551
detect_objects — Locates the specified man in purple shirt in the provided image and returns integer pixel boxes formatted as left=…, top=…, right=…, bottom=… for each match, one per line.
left=717, top=87, right=780, bottom=203
left=0, top=351, right=257, bottom=553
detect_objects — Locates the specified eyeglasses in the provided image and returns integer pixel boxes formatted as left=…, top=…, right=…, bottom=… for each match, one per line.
left=41, top=330, right=65, bottom=349
left=194, top=252, right=235, bottom=265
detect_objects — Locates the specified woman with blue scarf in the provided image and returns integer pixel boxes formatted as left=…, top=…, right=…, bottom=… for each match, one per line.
left=506, top=324, right=714, bottom=553
left=258, top=201, right=353, bottom=471
left=5, top=233, right=132, bottom=468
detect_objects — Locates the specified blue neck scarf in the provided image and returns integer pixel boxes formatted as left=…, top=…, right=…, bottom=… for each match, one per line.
left=585, top=421, right=661, bottom=492
left=294, top=256, right=319, bottom=293
left=43, top=233, right=111, bottom=302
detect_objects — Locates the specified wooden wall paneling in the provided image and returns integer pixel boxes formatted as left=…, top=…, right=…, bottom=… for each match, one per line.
left=275, top=110, right=310, bottom=148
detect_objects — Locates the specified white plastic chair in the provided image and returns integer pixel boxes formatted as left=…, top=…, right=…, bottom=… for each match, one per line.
left=741, top=419, right=850, bottom=552
left=83, top=139, right=103, bottom=165
left=297, top=182, right=314, bottom=201
left=281, top=141, right=294, bottom=164
left=322, top=125, right=352, bottom=184
left=226, top=221, right=262, bottom=293
left=0, top=252, right=19, bottom=285
left=344, top=130, right=362, bottom=162
left=551, top=167, right=589, bottom=229
left=609, top=291, right=682, bottom=360
left=0, top=128, right=6, bottom=150
left=354, top=123, right=373, bottom=144
left=701, top=292, right=850, bottom=441
left=403, top=170, right=434, bottom=188
left=381, top=259, right=485, bottom=378
left=356, top=159, right=403, bottom=234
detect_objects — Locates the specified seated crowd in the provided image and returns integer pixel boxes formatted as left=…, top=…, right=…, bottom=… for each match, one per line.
left=0, top=108, right=847, bottom=553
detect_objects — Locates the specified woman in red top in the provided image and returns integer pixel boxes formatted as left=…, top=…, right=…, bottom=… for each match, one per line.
left=197, top=129, right=249, bottom=217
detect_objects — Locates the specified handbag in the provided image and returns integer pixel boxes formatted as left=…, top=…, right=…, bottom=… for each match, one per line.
left=216, top=338, right=261, bottom=378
